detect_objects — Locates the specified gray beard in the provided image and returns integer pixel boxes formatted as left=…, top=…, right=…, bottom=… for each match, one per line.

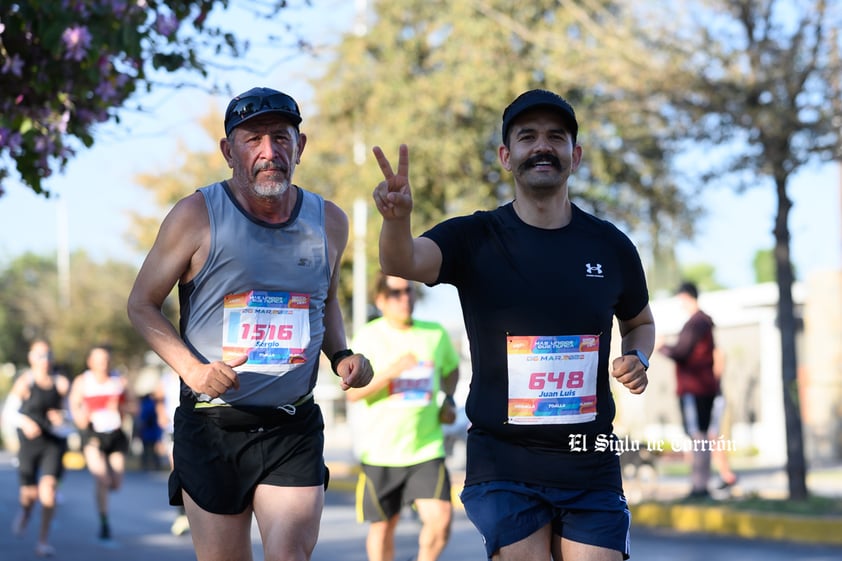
left=253, top=180, right=290, bottom=199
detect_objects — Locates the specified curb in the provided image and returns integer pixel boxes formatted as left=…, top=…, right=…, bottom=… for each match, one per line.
left=328, top=461, right=842, bottom=547
left=630, top=502, right=842, bottom=546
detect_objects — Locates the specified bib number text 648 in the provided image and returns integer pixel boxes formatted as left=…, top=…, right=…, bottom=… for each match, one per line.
left=528, top=371, right=585, bottom=390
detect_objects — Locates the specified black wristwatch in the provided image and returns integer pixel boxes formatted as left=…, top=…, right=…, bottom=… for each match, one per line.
left=623, top=349, right=649, bottom=371
left=330, top=349, right=354, bottom=375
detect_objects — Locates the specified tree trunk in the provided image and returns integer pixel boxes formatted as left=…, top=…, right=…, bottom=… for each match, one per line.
left=774, top=174, right=809, bottom=500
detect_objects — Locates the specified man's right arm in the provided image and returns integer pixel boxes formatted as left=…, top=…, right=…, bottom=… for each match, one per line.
left=127, top=194, right=205, bottom=374
left=378, top=220, right=443, bottom=285
left=372, top=144, right=443, bottom=284
left=127, top=193, right=243, bottom=398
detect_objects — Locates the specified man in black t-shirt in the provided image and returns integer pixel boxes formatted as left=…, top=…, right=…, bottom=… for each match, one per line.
left=372, top=89, right=655, bottom=561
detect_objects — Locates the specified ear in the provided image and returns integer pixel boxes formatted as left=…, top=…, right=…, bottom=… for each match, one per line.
left=296, top=132, right=307, bottom=164
left=374, top=293, right=386, bottom=313
left=498, top=144, right=512, bottom=171
left=570, top=143, right=583, bottom=172
left=220, top=137, right=235, bottom=169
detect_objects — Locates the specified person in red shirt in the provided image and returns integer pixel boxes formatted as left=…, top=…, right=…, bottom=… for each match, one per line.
left=69, top=344, right=136, bottom=541
left=658, top=282, right=719, bottom=499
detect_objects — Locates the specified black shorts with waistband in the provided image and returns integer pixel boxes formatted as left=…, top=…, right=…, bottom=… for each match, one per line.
left=357, top=458, right=452, bottom=522
left=82, top=427, right=130, bottom=455
left=169, top=397, right=327, bottom=515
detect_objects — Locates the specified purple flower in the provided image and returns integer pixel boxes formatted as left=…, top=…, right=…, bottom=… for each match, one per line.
left=1, top=53, right=23, bottom=76
left=62, top=25, right=92, bottom=61
left=155, top=13, right=179, bottom=37
left=35, top=134, right=54, bottom=153
left=95, top=80, right=118, bottom=103
left=108, top=0, right=131, bottom=18
left=0, top=128, right=23, bottom=152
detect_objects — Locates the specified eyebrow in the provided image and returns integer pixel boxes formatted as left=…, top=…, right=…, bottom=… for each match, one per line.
left=515, top=125, right=569, bottom=137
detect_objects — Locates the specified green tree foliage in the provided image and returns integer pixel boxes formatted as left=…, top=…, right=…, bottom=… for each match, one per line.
left=295, top=0, right=698, bottom=295
left=753, top=248, right=776, bottom=284
left=0, top=251, right=163, bottom=377
left=679, top=262, right=724, bottom=292
left=645, top=0, right=842, bottom=500
left=0, top=0, right=309, bottom=197
left=127, top=108, right=229, bottom=252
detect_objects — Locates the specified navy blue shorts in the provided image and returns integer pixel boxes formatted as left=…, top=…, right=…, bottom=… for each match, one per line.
left=460, top=480, right=631, bottom=559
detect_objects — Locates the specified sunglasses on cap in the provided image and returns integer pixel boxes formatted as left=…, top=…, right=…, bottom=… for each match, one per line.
left=385, top=287, right=413, bottom=299
left=224, top=93, right=301, bottom=136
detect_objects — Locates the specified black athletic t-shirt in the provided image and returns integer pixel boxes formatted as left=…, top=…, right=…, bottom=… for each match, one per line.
left=423, top=202, right=649, bottom=490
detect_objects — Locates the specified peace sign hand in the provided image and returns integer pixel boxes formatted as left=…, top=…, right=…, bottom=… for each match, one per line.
left=372, top=144, right=412, bottom=220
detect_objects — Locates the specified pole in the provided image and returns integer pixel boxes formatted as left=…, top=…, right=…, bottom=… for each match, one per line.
left=57, top=197, right=70, bottom=308
left=352, top=198, right=367, bottom=338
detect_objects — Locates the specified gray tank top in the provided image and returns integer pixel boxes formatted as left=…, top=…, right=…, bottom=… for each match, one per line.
left=179, top=181, right=329, bottom=407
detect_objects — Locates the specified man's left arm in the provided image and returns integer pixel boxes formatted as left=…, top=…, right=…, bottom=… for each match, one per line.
left=612, top=304, right=656, bottom=394
left=438, top=331, right=461, bottom=424
left=438, top=367, right=460, bottom=424
left=441, top=367, right=459, bottom=397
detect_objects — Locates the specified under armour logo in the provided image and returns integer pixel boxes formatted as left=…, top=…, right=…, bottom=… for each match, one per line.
left=586, top=263, right=604, bottom=277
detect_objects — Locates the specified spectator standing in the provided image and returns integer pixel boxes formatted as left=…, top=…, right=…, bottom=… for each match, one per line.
left=658, top=281, right=720, bottom=499
left=136, top=392, right=163, bottom=471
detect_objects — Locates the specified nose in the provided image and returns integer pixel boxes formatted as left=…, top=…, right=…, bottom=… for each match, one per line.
left=257, top=134, right=276, bottom=157
left=533, top=133, right=553, bottom=152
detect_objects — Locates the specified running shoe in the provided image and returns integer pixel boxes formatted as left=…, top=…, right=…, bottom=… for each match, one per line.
left=11, top=510, right=27, bottom=537
left=683, top=488, right=711, bottom=501
left=717, top=475, right=739, bottom=490
left=35, top=543, right=56, bottom=557
left=170, top=514, right=190, bottom=536
left=98, top=521, right=111, bottom=541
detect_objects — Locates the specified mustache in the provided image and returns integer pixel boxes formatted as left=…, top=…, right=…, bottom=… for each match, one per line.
left=518, top=154, right=562, bottom=172
left=253, top=161, right=288, bottom=175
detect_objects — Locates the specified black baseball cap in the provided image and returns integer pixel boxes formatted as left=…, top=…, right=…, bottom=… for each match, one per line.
left=501, top=89, right=578, bottom=145
left=224, top=87, right=302, bottom=136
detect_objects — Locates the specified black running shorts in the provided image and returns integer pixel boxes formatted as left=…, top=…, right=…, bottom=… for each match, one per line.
left=356, top=458, right=451, bottom=522
left=82, top=427, right=130, bottom=455
left=16, top=431, right=67, bottom=486
left=169, top=398, right=326, bottom=515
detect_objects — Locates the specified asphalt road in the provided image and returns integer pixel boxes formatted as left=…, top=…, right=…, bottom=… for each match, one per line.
left=2, top=453, right=841, bottom=561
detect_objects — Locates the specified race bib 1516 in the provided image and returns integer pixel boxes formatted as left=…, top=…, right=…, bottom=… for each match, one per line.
left=222, top=290, right=311, bottom=371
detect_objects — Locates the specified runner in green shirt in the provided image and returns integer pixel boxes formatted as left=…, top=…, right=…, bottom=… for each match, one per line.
left=348, top=272, right=460, bottom=561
